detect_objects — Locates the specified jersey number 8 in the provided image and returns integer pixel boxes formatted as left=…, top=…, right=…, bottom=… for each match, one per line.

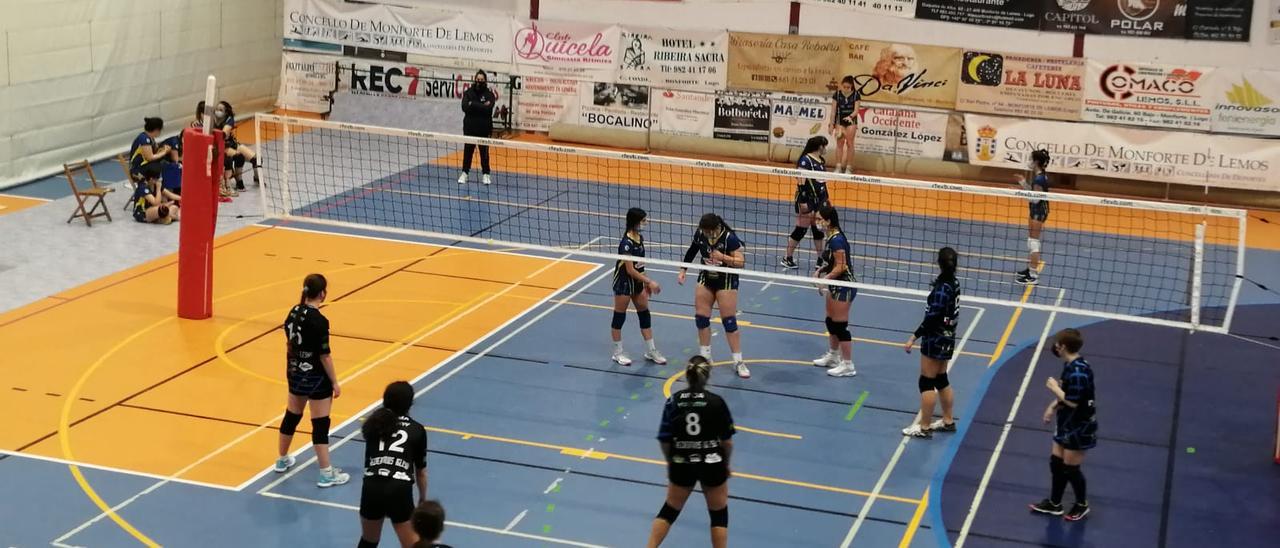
left=685, top=413, right=701, bottom=436
left=378, top=429, right=409, bottom=453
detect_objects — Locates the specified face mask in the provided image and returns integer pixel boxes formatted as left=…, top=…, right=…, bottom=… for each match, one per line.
left=815, top=220, right=829, bottom=232
left=635, top=222, right=645, bottom=233
left=474, top=81, right=487, bottom=90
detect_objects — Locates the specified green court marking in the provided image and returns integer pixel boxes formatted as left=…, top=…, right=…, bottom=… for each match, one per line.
left=599, top=419, right=610, bottom=427
left=644, top=381, right=654, bottom=388
left=630, top=393, right=639, bottom=400
left=551, top=484, right=561, bottom=493
left=844, top=391, right=870, bottom=421
left=770, top=296, right=780, bottom=302
left=546, top=503, right=556, bottom=512
left=1186, top=447, right=1196, bottom=454
left=683, top=347, right=694, bottom=354
left=585, top=434, right=595, bottom=441
left=543, top=525, right=553, bottom=533
left=615, top=406, right=625, bottom=413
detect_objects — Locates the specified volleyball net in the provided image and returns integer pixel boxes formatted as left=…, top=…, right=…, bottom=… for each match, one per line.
left=254, top=114, right=1246, bottom=333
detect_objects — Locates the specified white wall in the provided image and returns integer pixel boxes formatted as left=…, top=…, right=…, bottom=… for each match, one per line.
left=0, top=0, right=284, bottom=189
left=539, top=0, right=791, bottom=33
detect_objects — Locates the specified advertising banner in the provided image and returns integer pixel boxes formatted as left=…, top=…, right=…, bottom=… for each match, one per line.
left=714, top=92, right=771, bottom=142
left=1040, top=0, right=1185, bottom=38
left=726, top=32, right=847, bottom=94
left=914, top=0, right=1042, bottom=29
left=339, top=59, right=511, bottom=102
left=278, top=52, right=339, bottom=113
left=284, top=0, right=512, bottom=64
left=1209, top=68, right=1280, bottom=137
left=854, top=105, right=949, bottom=159
left=1082, top=60, right=1214, bottom=131
left=966, top=113, right=1280, bottom=191
left=654, top=89, right=716, bottom=138
left=515, top=76, right=580, bottom=131
left=956, top=51, right=1084, bottom=121
left=578, top=82, right=655, bottom=132
left=1273, top=0, right=1280, bottom=43
left=1187, top=0, right=1252, bottom=41
left=795, top=0, right=917, bottom=18
left=840, top=39, right=962, bottom=110
left=510, top=20, right=621, bottom=81
left=769, top=94, right=831, bottom=149
left=617, top=28, right=728, bottom=93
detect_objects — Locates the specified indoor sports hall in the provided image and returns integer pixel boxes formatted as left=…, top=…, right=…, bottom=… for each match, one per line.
left=2, top=2, right=1278, bottom=548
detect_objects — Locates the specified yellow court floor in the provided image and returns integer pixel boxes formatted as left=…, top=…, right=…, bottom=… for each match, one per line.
left=0, top=194, right=49, bottom=216
left=0, top=224, right=596, bottom=487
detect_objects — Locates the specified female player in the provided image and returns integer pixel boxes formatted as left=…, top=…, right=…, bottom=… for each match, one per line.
left=358, top=381, right=429, bottom=548
left=274, top=273, right=350, bottom=488
left=829, top=75, right=861, bottom=174
left=131, top=179, right=180, bottom=224
left=215, top=101, right=261, bottom=190
left=128, top=117, right=173, bottom=184
left=781, top=136, right=830, bottom=270
left=902, top=247, right=961, bottom=439
left=810, top=206, right=857, bottom=378
left=411, top=500, right=451, bottom=548
left=1016, top=149, right=1051, bottom=285
left=611, top=208, right=668, bottom=366
left=678, top=214, right=749, bottom=379
left=647, top=356, right=735, bottom=548
left=1030, top=328, right=1096, bottom=522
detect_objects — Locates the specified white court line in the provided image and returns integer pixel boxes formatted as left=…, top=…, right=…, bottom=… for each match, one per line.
left=543, top=477, right=564, bottom=494
left=260, top=492, right=606, bottom=548
left=503, top=509, right=528, bottom=532
left=271, top=224, right=599, bottom=269
left=51, top=240, right=603, bottom=546
left=0, top=450, right=236, bottom=492
left=955, top=288, right=1067, bottom=548
left=256, top=240, right=606, bottom=493
left=838, top=305, right=985, bottom=548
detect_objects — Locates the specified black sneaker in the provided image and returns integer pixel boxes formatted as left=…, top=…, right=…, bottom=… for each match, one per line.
left=1015, top=269, right=1039, bottom=286
left=235, top=179, right=246, bottom=191
left=1029, top=499, right=1064, bottom=516
left=928, top=419, right=957, bottom=432
left=1064, top=503, right=1090, bottom=521
left=780, top=257, right=798, bottom=269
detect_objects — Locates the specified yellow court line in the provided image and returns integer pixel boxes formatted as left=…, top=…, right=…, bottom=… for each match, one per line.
left=557, top=300, right=994, bottom=359
left=899, top=487, right=930, bottom=548
left=424, top=425, right=920, bottom=505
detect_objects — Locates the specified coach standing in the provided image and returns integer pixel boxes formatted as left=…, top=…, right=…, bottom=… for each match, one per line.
left=458, top=70, right=496, bottom=186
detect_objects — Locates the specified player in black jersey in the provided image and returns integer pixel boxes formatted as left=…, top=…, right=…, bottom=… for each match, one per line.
left=647, top=356, right=734, bottom=548
left=1030, top=328, right=1096, bottom=522
left=273, top=274, right=350, bottom=488
left=811, top=206, right=858, bottom=378
left=1016, top=149, right=1051, bottom=285
left=358, top=381, right=429, bottom=548
left=411, top=500, right=451, bottom=548
left=830, top=75, right=861, bottom=174
left=902, top=247, right=961, bottom=439
left=782, top=136, right=831, bottom=270
left=611, top=208, right=667, bottom=366
left=678, top=214, right=750, bottom=378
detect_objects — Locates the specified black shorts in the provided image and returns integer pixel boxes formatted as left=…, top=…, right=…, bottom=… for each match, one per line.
left=359, top=477, right=415, bottom=523
left=920, top=335, right=955, bottom=361
left=613, top=275, right=643, bottom=296
left=794, top=199, right=820, bottom=215
left=1054, top=417, right=1098, bottom=451
left=287, top=363, right=334, bottom=400
left=1030, top=201, right=1050, bottom=223
left=697, top=271, right=739, bottom=293
left=668, top=462, right=729, bottom=489
left=133, top=162, right=164, bottom=181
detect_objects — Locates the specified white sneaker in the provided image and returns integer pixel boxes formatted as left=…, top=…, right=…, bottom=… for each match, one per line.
left=317, top=466, right=350, bottom=487
left=457, top=172, right=468, bottom=185
left=813, top=350, right=839, bottom=368
left=734, top=360, right=750, bottom=379
left=644, top=349, right=668, bottom=365
left=929, top=418, right=957, bottom=432
left=273, top=455, right=295, bottom=473
left=827, top=361, right=857, bottom=377
left=902, top=423, right=932, bottom=439
left=482, top=173, right=492, bottom=185
left=612, top=352, right=633, bottom=366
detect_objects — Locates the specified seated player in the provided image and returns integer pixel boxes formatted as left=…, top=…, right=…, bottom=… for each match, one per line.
left=131, top=179, right=180, bottom=224
left=129, top=117, right=173, bottom=185
left=215, top=101, right=261, bottom=190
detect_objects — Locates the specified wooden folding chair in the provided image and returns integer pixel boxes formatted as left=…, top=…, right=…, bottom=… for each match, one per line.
left=116, top=153, right=142, bottom=211
left=64, top=160, right=115, bottom=227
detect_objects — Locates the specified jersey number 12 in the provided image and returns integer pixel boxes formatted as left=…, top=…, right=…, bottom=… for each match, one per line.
left=378, top=429, right=408, bottom=453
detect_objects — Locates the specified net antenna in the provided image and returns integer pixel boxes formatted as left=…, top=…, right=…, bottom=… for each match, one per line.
left=255, top=115, right=1247, bottom=334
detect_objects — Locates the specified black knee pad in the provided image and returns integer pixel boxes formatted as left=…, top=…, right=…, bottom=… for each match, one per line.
left=656, top=503, right=681, bottom=524
left=279, top=410, right=303, bottom=435
left=233, top=155, right=246, bottom=168
left=918, top=375, right=935, bottom=393
left=810, top=226, right=824, bottom=240
left=637, top=309, right=652, bottom=330
left=790, top=226, right=807, bottom=242
left=709, top=506, right=728, bottom=528
left=824, top=316, right=835, bottom=334
left=611, top=311, right=626, bottom=330
left=934, top=373, right=950, bottom=390
left=311, top=416, right=331, bottom=445
left=832, top=321, right=851, bottom=342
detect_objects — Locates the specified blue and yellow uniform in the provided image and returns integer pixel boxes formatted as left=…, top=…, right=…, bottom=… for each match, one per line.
left=818, top=228, right=857, bottom=302
left=129, top=132, right=164, bottom=180
left=1028, top=171, right=1050, bottom=222
left=683, top=226, right=743, bottom=293
left=795, top=153, right=830, bottom=214
left=1054, top=357, right=1097, bottom=451
left=832, top=89, right=860, bottom=127
left=914, top=274, right=960, bottom=361
left=131, top=182, right=154, bottom=222
left=612, top=232, right=647, bottom=296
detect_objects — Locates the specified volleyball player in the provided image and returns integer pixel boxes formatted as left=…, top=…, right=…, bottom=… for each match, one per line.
left=781, top=136, right=831, bottom=270
left=131, top=179, right=180, bottom=224
left=678, top=214, right=749, bottom=378
left=215, top=101, right=261, bottom=190
left=829, top=75, right=861, bottom=174
left=411, top=500, right=451, bottom=548
left=274, top=273, right=351, bottom=488
left=902, top=247, right=961, bottom=439
left=810, top=206, right=858, bottom=377
left=129, top=117, right=172, bottom=184
left=1016, top=149, right=1051, bottom=285
left=358, top=381, right=429, bottom=548
left=647, top=356, right=734, bottom=548
left=1030, top=328, right=1096, bottom=521
left=612, top=208, right=668, bottom=366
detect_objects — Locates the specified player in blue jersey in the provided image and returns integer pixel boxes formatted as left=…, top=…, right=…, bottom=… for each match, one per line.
left=129, top=117, right=173, bottom=184
left=679, top=214, right=749, bottom=378
left=611, top=208, right=668, bottom=366
left=781, top=136, right=831, bottom=270
left=1017, top=149, right=1051, bottom=285
left=902, top=247, right=961, bottom=439
left=810, top=206, right=858, bottom=378
left=829, top=75, right=861, bottom=174
left=1030, top=328, right=1096, bottom=522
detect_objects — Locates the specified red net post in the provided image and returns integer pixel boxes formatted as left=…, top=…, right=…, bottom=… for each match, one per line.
left=177, top=127, right=225, bottom=319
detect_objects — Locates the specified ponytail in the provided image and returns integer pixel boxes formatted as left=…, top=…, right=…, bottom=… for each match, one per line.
left=362, top=381, right=414, bottom=443
left=300, top=273, right=327, bottom=305
left=686, top=355, right=712, bottom=391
